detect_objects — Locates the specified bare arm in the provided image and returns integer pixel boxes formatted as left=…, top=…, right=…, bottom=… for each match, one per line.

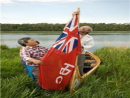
left=27, top=59, right=42, bottom=65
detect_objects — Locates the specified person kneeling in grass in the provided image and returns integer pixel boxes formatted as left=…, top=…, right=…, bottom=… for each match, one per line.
left=18, top=37, right=49, bottom=83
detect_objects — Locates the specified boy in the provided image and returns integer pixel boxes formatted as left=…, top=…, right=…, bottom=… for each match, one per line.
left=18, top=37, right=49, bottom=82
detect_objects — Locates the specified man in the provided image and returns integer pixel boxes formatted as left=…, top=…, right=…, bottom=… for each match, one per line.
left=79, top=26, right=94, bottom=53
left=78, top=26, right=94, bottom=75
left=72, top=11, right=94, bottom=75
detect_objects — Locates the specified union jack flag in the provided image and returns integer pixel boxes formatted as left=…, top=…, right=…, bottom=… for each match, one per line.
left=39, top=15, right=81, bottom=90
left=52, top=16, right=79, bottom=53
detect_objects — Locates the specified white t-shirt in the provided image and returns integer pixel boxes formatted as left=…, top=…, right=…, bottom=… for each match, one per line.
left=80, top=34, right=94, bottom=53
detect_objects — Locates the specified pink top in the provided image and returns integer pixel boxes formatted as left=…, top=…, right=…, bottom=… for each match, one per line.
left=20, top=46, right=49, bottom=66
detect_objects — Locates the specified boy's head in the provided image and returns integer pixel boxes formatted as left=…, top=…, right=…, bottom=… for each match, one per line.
left=18, top=37, right=39, bottom=47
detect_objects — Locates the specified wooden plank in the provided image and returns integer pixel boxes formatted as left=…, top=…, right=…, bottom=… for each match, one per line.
left=85, top=60, right=96, bottom=62
left=69, top=51, right=100, bottom=92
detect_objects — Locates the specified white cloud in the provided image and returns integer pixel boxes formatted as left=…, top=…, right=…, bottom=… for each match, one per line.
left=0, top=0, right=14, bottom=4
left=2, top=17, right=129, bottom=24
left=80, top=17, right=129, bottom=23
left=17, top=0, right=83, bottom=2
left=0, top=0, right=83, bottom=4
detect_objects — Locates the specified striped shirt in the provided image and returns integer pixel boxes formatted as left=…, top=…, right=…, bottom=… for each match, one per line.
left=20, top=46, right=49, bottom=66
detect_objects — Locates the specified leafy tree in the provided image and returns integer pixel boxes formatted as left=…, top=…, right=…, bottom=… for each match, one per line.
left=1, top=23, right=130, bottom=31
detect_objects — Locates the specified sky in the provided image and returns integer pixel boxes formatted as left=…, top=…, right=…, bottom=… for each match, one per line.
left=0, top=0, right=130, bottom=24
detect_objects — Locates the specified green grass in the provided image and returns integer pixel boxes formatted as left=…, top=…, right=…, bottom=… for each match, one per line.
left=1, top=45, right=130, bottom=98
left=1, top=31, right=130, bottom=33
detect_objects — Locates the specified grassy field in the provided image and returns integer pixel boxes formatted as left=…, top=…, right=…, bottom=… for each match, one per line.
left=1, top=31, right=130, bottom=33
left=1, top=45, right=130, bottom=98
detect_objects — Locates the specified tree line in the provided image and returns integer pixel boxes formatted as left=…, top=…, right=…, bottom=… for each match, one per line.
left=1, top=23, right=130, bottom=31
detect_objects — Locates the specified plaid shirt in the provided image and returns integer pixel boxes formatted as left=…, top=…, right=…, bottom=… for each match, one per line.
left=20, top=46, right=49, bottom=66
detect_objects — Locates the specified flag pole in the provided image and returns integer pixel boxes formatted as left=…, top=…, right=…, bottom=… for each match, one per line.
left=77, top=7, right=80, bottom=27
left=69, top=7, right=82, bottom=92
left=75, top=7, right=80, bottom=66
left=74, top=7, right=82, bottom=79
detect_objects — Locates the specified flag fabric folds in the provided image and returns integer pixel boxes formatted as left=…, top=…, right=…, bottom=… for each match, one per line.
left=39, top=15, right=81, bottom=90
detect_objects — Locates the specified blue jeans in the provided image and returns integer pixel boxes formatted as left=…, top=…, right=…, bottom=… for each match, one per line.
left=21, top=59, right=35, bottom=80
left=26, top=65, right=35, bottom=81
left=21, top=59, right=28, bottom=73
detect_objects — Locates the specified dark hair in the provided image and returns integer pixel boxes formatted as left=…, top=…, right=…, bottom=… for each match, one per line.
left=18, top=37, right=40, bottom=46
left=18, top=37, right=31, bottom=46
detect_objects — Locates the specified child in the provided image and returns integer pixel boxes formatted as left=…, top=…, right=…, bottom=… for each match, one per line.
left=18, top=37, right=49, bottom=82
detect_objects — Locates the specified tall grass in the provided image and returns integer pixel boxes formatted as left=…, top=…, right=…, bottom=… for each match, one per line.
left=1, top=45, right=130, bottom=98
